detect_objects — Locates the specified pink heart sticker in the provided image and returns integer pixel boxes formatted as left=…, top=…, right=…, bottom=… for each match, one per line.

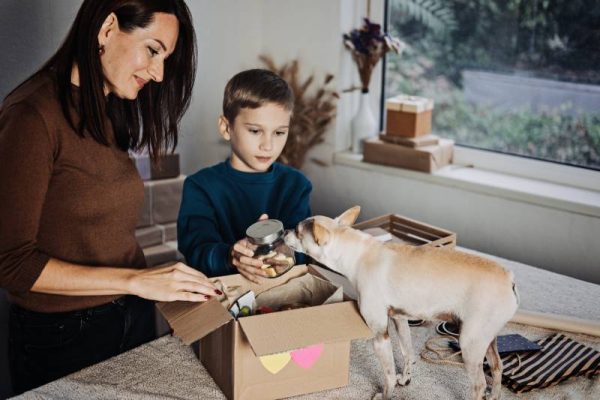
left=290, top=343, right=324, bottom=369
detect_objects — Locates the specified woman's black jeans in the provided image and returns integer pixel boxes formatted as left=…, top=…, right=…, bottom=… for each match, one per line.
left=8, top=295, right=156, bottom=395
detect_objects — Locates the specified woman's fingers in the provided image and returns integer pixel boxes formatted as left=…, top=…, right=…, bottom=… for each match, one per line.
left=131, top=263, right=223, bottom=301
left=258, top=213, right=269, bottom=221
left=169, top=264, right=220, bottom=295
left=175, top=281, right=220, bottom=297
left=172, top=291, right=212, bottom=303
left=173, top=262, right=210, bottom=279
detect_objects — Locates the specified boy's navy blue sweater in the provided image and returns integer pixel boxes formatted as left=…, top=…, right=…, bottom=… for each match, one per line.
left=177, top=159, right=312, bottom=277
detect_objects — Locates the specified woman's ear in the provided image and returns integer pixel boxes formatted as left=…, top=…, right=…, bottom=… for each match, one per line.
left=218, top=115, right=232, bottom=141
left=97, top=12, right=119, bottom=48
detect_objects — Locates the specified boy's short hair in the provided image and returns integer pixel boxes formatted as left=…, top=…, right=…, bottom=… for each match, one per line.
left=223, top=69, right=294, bottom=123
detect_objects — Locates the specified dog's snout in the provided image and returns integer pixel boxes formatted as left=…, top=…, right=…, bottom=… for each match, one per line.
left=283, top=229, right=294, bottom=243
left=283, top=228, right=303, bottom=253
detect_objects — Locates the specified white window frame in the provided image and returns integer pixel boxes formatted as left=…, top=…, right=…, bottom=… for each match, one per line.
left=453, top=146, right=600, bottom=192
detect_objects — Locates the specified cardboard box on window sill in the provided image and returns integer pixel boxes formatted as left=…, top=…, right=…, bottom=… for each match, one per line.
left=363, top=138, right=454, bottom=173
left=385, top=94, right=434, bottom=137
left=379, top=132, right=439, bottom=148
left=156, top=265, right=372, bottom=400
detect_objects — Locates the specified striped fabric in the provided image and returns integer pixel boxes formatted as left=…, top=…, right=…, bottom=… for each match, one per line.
left=500, top=333, right=600, bottom=393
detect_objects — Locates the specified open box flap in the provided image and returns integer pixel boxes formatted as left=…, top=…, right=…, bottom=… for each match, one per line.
left=156, top=299, right=233, bottom=345
left=155, top=266, right=310, bottom=345
left=238, top=301, right=373, bottom=356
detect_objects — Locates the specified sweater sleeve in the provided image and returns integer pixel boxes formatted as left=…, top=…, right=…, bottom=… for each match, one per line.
left=177, top=178, right=236, bottom=277
left=0, top=102, right=53, bottom=293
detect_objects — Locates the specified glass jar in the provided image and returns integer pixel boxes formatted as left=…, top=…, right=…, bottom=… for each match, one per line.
left=246, top=219, right=295, bottom=278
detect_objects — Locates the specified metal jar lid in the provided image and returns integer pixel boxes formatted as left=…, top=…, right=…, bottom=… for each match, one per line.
left=246, top=219, right=284, bottom=245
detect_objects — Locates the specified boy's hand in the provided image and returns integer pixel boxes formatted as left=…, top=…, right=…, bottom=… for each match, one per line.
left=231, top=238, right=269, bottom=283
left=230, top=213, right=270, bottom=283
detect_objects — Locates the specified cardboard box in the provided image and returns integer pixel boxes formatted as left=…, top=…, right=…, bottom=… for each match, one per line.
left=143, top=243, right=179, bottom=266
left=133, top=153, right=180, bottom=181
left=354, top=214, right=456, bottom=248
left=157, top=222, right=177, bottom=242
left=157, top=266, right=372, bottom=400
left=137, top=184, right=152, bottom=228
left=379, top=133, right=439, bottom=148
left=136, top=177, right=185, bottom=228
left=385, top=95, right=434, bottom=137
left=363, top=138, right=454, bottom=173
left=135, top=226, right=164, bottom=248
left=149, top=175, right=185, bottom=224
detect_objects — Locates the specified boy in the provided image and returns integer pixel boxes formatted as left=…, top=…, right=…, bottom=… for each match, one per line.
left=177, top=69, right=312, bottom=283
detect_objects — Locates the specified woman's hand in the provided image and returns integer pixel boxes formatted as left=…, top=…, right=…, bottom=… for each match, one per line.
left=128, top=262, right=221, bottom=302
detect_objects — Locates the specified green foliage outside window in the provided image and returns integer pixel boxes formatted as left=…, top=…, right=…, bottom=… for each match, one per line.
left=386, top=0, right=600, bottom=169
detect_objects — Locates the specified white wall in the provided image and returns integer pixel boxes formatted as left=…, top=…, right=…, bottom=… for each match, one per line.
left=177, top=0, right=265, bottom=173
left=0, top=0, right=81, bottom=99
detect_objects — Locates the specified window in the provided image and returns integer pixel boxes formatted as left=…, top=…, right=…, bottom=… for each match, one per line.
left=384, top=0, right=600, bottom=172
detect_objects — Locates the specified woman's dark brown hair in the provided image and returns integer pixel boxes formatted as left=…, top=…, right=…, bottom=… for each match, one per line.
left=38, top=0, right=196, bottom=159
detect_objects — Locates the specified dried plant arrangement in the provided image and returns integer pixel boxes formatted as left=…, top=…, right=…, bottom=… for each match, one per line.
left=343, top=18, right=405, bottom=92
left=259, top=55, right=338, bottom=169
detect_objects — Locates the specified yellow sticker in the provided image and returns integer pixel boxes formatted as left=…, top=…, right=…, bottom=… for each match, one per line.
left=258, top=352, right=291, bottom=374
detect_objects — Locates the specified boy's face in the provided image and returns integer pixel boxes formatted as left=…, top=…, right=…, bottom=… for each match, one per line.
left=219, top=102, right=291, bottom=173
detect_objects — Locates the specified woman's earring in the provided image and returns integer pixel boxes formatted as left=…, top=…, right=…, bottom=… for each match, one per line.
left=99, top=45, right=105, bottom=56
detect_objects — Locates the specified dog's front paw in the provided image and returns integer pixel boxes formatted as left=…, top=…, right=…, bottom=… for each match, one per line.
left=397, top=373, right=411, bottom=386
left=483, top=386, right=499, bottom=400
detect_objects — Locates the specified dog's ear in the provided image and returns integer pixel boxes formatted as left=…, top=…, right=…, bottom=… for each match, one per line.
left=312, top=221, right=331, bottom=246
left=335, top=206, right=361, bottom=227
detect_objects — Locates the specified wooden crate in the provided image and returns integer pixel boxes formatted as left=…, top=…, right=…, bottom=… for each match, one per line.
left=353, top=214, right=456, bottom=248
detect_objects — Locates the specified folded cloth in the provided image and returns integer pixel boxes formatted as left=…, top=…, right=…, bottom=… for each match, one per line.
left=501, top=333, right=600, bottom=393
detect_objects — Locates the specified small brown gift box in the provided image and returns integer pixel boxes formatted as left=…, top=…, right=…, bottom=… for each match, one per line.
left=385, top=95, right=434, bottom=137
left=363, top=138, right=454, bottom=173
left=379, top=133, right=439, bottom=148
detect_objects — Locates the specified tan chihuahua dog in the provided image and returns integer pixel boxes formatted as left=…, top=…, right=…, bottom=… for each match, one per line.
left=284, top=206, right=519, bottom=400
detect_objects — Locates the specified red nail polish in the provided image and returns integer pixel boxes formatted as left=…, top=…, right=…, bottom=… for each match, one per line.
left=205, top=295, right=212, bottom=300
left=215, top=289, right=223, bottom=295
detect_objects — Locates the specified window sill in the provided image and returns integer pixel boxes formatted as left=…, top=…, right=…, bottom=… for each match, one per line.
left=333, top=151, right=600, bottom=218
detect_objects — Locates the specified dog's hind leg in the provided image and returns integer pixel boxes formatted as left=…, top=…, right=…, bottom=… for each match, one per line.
left=485, top=337, right=502, bottom=400
left=391, top=315, right=413, bottom=386
left=459, top=326, right=489, bottom=400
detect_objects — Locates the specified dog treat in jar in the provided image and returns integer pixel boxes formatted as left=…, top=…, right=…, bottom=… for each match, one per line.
left=246, top=219, right=295, bottom=278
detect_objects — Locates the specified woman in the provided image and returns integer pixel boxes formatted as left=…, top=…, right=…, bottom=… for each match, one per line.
left=0, top=0, right=217, bottom=394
